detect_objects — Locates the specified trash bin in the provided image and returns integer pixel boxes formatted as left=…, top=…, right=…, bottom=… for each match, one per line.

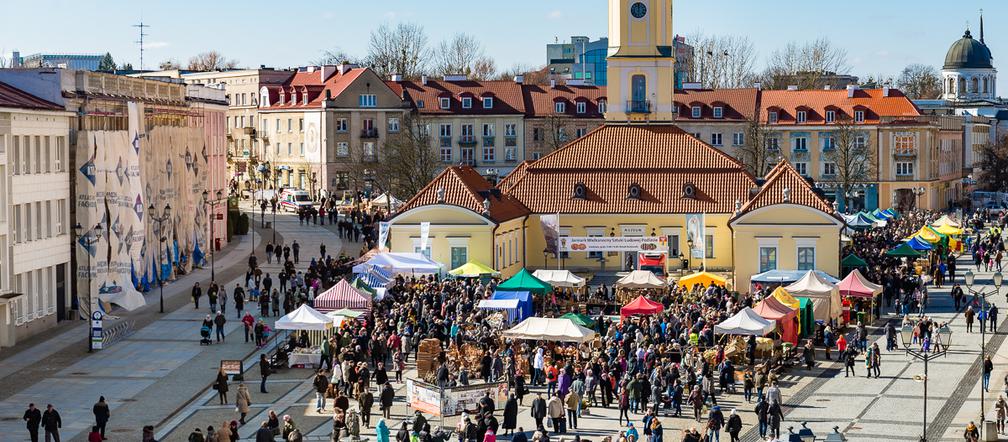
left=984, top=420, right=998, bottom=441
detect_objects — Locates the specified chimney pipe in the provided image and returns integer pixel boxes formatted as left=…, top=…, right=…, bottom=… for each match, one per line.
left=421, top=75, right=428, bottom=85
left=514, top=75, right=524, bottom=84
left=846, top=84, right=858, bottom=98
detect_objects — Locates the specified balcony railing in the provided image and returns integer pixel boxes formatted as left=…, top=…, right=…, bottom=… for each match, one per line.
left=504, top=135, right=518, bottom=147
left=893, top=148, right=917, bottom=158
left=458, top=136, right=477, bottom=147
left=483, top=136, right=495, bottom=147
left=625, top=100, right=652, bottom=114
left=360, top=128, right=379, bottom=139
left=791, top=149, right=810, bottom=161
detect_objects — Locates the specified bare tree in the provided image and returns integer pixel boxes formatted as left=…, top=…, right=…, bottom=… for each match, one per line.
left=366, top=23, right=430, bottom=79
left=685, top=32, right=758, bottom=88
left=433, top=33, right=496, bottom=80
left=186, top=51, right=238, bottom=71
left=736, top=117, right=780, bottom=177
left=159, top=59, right=181, bottom=70
left=372, top=113, right=440, bottom=199
left=977, top=136, right=1008, bottom=192
left=896, top=64, right=942, bottom=99
left=761, top=38, right=850, bottom=89
left=314, top=49, right=360, bottom=66
left=495, top=63, right=539, bottom=81
left=821, top=117, right=876, bottom=210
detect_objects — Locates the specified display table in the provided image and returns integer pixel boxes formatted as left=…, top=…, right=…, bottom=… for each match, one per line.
left=288, top=350, right=322, bottom=368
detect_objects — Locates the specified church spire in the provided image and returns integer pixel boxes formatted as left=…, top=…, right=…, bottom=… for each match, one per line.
left=980, top=9, right=985, bottom=44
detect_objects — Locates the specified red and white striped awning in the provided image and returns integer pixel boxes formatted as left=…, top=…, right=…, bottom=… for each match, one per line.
left=314, top=279, right=371, bottom=313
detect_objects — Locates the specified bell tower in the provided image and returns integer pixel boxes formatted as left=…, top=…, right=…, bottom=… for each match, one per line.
left=605, top=0, right=677, bottom=123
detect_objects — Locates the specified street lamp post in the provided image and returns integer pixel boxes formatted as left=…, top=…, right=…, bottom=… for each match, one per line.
left=965, top=269, right=1003, bottom=438
left=899, top=322, right=953, bottom=442
left=74, top=222, right=103, bottom=352
left=686, top=238, right=695, bottom=271
left=148, top=204, right=172, bottom=314
left=203, top=190, right=224, bottom=282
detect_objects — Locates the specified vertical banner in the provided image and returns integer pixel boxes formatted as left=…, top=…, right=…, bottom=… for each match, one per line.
left=685, top=213, right=706, bottom=259
left=419, top=221, right=431, bottom=253
left=378, top=222, right=390, bottom=251
left=540, top=214, right=559, bottom=256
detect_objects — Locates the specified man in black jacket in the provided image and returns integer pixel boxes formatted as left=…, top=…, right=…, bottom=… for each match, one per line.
left=23, top=403, right=41, bottom=442
left=380, top=382, right=395, bottom=419
left=191, top=282, right=202, bottom=309
left=41, top=404, right=61, bottom=442
left=530, top=393, right=547, bottom=430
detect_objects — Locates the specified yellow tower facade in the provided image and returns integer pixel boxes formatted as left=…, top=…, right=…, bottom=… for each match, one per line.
left=605, top=0, right=677, bottom=123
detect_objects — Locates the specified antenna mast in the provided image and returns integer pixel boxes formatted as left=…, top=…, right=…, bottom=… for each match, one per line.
left=133, top=20, right=151, bottom=70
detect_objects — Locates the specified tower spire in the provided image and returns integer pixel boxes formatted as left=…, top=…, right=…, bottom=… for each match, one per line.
left=980, top=9, right=985, bottom=43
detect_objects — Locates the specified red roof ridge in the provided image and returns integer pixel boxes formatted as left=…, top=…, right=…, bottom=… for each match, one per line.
left=736, top=158, right=835, bottom=216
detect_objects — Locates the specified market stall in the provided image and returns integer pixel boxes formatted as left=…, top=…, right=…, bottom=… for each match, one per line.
left=753, top=296, right=799, bottom=344
left=560, top=312, right=596, bottom=328
left=615, top=270, right=666, bottom=289
left=837, top=268, right=883, bottom=323
left=314, top=279, right=372, bottom=314
left=932, top=214, right=960, bottom=228
left=885, top=243, right=925, bottom=258
left=714, top=307, right=774, bottom=336
left=750, top=269, right=840, bottom=290
left=351, top=252, right=442, bottom=275
left=497, top=268, right=553, bottom=294
left=840, top=254, right=868, bottom=276
left=784, top=270, right=841, bottom=323
left=477, top=298, right=521, bottom=323
left=905, top=236, right=933, bottom=251
left=449, top=261, right=500, bottom=278
left=769, top=286, right=813, bottom=337
left=532, top=269, right=586, bottom=289
left=502, top=317, right=597, bottom=343
left=489, top=290, right=533, bottom=322
left=275, top=304, right=333, bottom=367
left=620, top=295, right=664, bottom=318
left=677, top=271, right=727, bottom=289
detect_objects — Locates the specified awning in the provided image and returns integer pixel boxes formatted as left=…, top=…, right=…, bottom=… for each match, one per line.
left=714, top=307, right=774, bottom=336
left=784, top=270, right=841, bottom=321
left=532, top=269, right=586, bottom=288
left=841, top=254, right=868, bottom=268
left=750, top=269, right=840, bottom=286
left=498, top=269, right=553, bottom=294
left=478, top=299, right=520, bottom=309
left=502, top=317, right=597, bottom=343
left=275, top=304, right=333, bottom=331
left=620, top=295, right=665, bottom=317
left=932, top=214, right=960, bottom=228
left=314, top=279, right=372, bottom=313
left=886, top=243, right=925, bottom=257
left=615, top=270, right=666, bottom=289
left=837, top=268, right=883, bottom=298
left=906, top=236, right=933, bottom=251
left=560, top=312, right=596, bottom=328
left=351, top=252, right=442, bottom=275
left=449, top=261, right=499, bottom=278
left=677, top=271, right=727, bottom=288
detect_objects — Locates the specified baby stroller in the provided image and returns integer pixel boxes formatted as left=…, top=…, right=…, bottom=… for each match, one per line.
left=199, top=325, right=212, bottom=345
left=270, top=341, right=291, bottom=370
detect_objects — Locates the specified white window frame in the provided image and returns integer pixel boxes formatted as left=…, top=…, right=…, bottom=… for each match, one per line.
left=710, top=133, right=723, bottom=146
left=576, top=101, right=586, bottom=114
left=691, top=106, right=701, bottom=118
left=732, top=132, right=744, bottom=146
left=388, top=118, right=400, bottom=133
left=896, top=161, right=914, bottom=176
left=854, top=110, right=865, bottom=123
left=768, top=111, right=778, bottom=123
left=794, top=162, right=808, bottom=176
left=411, top=238, right=433, bottom=259
left=795, top=238, right=817, bottom=271
left=796, top=110, right=807, bottom=123
left=822, top=162, right=837, bottom=176
left=793, top=137, right=807, bottom=152
left=555, top=102, right=566, bottom=113
left=713, top=106, right=723, bottom=119
left=440, top=97, right=450, bottom=109
left=598, top=99, right=607, bottom=113
left=359, top=94, right=377, bottom=108
left=483, top=97, right=493, bottom=109
left=336, top=142, right=349, bottom=157
left=825, top=110, right=835, bottom=123
left=461, top=97, right=472, bottom=109
left=757, top=238, right=780, bottom=273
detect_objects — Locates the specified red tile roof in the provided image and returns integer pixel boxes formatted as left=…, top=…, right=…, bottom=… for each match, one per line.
left=674, top=88, right=759, bottom=121
left=0, top=82, right=62, bottom=111
left=261, top=67, right=368, bottom=110
left=736, top=159, right=836, bottom=216
left=497, top=160, right=531, bottom=192
left=759, top=88, right=920, bottom=124
left=524, top=83, right=607, bottom=118
left=508, top=124, right=757, bottom=214
left=398, top=166, right=529, bottom=223
left=391, top=79, right=526, bottom=115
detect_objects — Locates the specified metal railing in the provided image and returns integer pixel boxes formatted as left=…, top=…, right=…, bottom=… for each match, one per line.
left=625, top=100, right=652, bottom=113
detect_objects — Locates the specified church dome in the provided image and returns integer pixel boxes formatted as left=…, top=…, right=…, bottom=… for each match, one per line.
left=944, top=29, right=993, bottom=69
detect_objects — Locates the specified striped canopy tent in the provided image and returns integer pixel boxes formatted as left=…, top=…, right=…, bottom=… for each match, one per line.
left=883, top=208, right=899, bottom=218
left=358, top=265, right=393, bottom=289
left=314, top=279, right=372, bottom=313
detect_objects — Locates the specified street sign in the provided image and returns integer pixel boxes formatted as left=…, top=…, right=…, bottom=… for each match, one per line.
left=220, top=359, right=243, bottom=376
left=90, top=310, right=103, bottom=350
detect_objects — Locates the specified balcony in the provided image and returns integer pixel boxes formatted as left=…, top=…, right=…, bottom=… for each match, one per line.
left=458, top=136, right=478, bottom=147
left=893, top=148, right=917, bottom=158
left=242, top=127, right=257, bottom=136
left=791, top=149, right=809, bottom=161
left=483, top=136, right=495, bottom=147
left=360, top=128, right=379, bottom=139
left=625, top=100, right=652, bottom=114
left=504, top=135, right=518, bottom=147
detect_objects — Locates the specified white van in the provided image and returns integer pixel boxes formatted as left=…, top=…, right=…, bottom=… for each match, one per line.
left=278, top=189, right=314, bottom=212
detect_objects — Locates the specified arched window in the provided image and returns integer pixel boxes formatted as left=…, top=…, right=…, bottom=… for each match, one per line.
left=959, top=77, right=967, bottom=94
left=948, top=77, right=955, bottom=94
left=630, top=74, right=647, bottom=111
left=972, top=77, right=979, bottom=93
left=984, top=77, right=990, bottom=94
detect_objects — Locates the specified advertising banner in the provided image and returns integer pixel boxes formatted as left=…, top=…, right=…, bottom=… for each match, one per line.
left=540, top=214, right=559, bottom=255
left=560, top=236, right=668, bottom=252
left=441, top=382, right=508, bottom=416
left=419, top=221, right=430, bottom=252
left=303, top=111, right=322, bottom=163
left=378, top=222, right=390, bottom=251
left=406, top=379, right=442, bottom=416
left=685, top=213, right=706, bottom=259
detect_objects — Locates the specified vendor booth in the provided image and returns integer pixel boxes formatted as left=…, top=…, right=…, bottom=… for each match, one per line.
left=449, top=261, right=499, bottom=278
left=614, top=270, right=666, bottom=289
left=677, top=271, right=727, bottom=289
left=837, top=268, right=883, bottom=323
left=769, top=287, right=813, bottom=337
left=275, top=304, right=333, bottom=367
left=560, top=312, right=596, bottom=328
left=906, top=236, right=933, bottom=251
left=351, top=252, right=442, bottom=275
left=753, top=296, right=799, bottom=344
left=886, top=243, right=925, bottom=258
left=498, top=268, right=553, bottom=294
left=477, top=299, right=521, bottom=323
left=502, top=317, right=597, bottom=343
left=840, top=254, right=868, bottom=276
left=489, top=291, right=533, bottom=322
left=714, top=307, right=774, bottom=336
left=620, top=295, right=665, bottom=318
left=532, top=269, right=586, bottom=289
left=750, top=269, right=840, bottom=289
left=784, top=270, right=841, bottom=323
left=314, top=279, right=372, bottom=314
left=933, top=214, right=961, bottom=228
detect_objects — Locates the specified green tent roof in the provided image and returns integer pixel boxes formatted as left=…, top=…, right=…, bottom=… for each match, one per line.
left=498, top=268, right=553, bottom=294
left=350, top=277, right=376, bottom=296
left=841, top=254, right=868, bottom=268
left=560, top=312, right=596, bottom=328
left=886, top=242, right=925, bottom=257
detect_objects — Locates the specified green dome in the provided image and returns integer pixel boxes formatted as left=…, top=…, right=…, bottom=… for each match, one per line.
left=944, top=30, right=993, bottom=69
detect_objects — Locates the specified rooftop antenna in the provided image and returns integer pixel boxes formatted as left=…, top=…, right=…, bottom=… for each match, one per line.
left=133, top=19, right=151, bottom=70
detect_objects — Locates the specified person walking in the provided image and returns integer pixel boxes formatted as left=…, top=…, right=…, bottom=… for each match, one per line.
left=992, top=304, right=1000, bottom=333
left=966, top=305, right=976, bottom=333
left=503, top=393, right=518, bottom=436
left=547, top=394, right=564, bottom=434
left=234, top=284, right=246, bottom=320
left=564, top=389, right=579, bottom=430
left=92, top=396, right=110, bottom=440
left=996, top=396, right=1007, bottom=434
left=41, top=404, right=61, bottom=442
left=754, top=398, right=769, bottom=440
left=984, top=356, right=994, bottom=392
left=214, top=368, right=230, bottom=405
left=313, top=369, right=330, bottom=412
left=207, top=282, right=219, bottom=313
left=706, top=405, right=724, bottom=442
left=844, top=346, right=857, bottom=377
left=214, top=311, right=226, bottom=343
left=24, top=403, right=41, bottom=442
left=531, top=393, right=547, bottom=430
left=265, top=242, right=274, bottom=264
left=260, top=354, right=271, bottom=394
left=359, top=388, right=374, bottom=428
left=868, top=343, right=882, bottom=378
left=236, top=383, right=252, bottom=425
left=292, top=240, right=300, bottom=264
left=192, top=282, right=202, bottom=309
left=726, top=409, right=742, bottom=442
left=380, top=383, right=394, bottom=419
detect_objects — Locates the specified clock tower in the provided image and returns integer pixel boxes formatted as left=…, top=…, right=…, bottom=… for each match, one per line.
left=605, top=0, right=677, bottom=123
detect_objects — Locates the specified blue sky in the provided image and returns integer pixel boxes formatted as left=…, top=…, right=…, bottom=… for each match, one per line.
left=2, top=0, right=1004, bottom=89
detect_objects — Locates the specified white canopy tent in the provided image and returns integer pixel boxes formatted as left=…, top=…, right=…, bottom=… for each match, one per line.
left=369, top=193, right=403, bottom=210
left=614, top=270, right=666, bottom=289
left=502, top=317, right=598, bottom=343
left=275, top=304, right=333, bottom=331
left=784, top=270, right=842, bottom=321
left=532, top=269, right=586, bottom=288
left=351, top=252, right=443, bottom=275
left=714, top=307, right=775, bottom=336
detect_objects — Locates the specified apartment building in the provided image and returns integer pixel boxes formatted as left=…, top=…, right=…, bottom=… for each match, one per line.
left=0, top=82, right=73, bottom=347
left=391, top=75, right=527, bottom=180
left=258, top=65, right=406, bottom=197
left=523, top=80, right=606, bottom=160
left=673, top=87, right=758, bottom=166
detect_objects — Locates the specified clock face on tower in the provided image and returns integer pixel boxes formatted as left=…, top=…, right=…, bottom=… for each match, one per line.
left=630, top=2, right=647, bottom=19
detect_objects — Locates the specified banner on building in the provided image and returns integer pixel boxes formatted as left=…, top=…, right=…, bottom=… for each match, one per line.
left=559, top=236, right=668, bottom=252
left=540, top=214, right=559, bottom=255
left=685, top=213, right=706, bottom=259
left=378, top=222, right=390, bottom=251
left=303, top=111, right=322, bottom=163
left=419, top=222, right=430, bottom=252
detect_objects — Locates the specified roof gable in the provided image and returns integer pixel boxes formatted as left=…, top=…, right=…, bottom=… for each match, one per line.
left=736, top=159, right=836, bottom=216
left=396, top=166, right=529, bottom=223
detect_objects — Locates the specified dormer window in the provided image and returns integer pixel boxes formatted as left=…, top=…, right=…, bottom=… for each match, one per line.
left=713, top=106, right=723, bottom=119
left=290, top=91, right=297, bottom=105
left=691, top=106, right=701, bottom=118
left=825, top=110, right=835, bottom=123
left=279, top=91, right=286, bottom=104
left=555, top=101, right=566, bottom=113
left=796, top=110, right=807, bottom=123
left=598, top=99, right=607, bottom=113
left=439, top=97, right=450, bottom=109
left=260, top=90, right=269, bottom=107
left=483, top=97, right=493, bottom=108
left=576, top=101, right=586, bottom=114
left=768, top=111, right=778, bottom=123
left=854, top=110, right=865, bottom=123
left=461, top=97, right=472, bottom=109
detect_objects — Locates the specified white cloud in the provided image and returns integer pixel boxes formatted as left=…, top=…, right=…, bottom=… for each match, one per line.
left=547, top=10, right=563, bottom=19
left=145, top=41, right=170, bottom=49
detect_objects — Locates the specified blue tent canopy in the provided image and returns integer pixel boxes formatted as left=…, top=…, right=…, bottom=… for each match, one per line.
left=750, top=269, right=840, bottom=286
left=490, top=290, right=533, bottom=322
left=906, top=236, right=933, bottom=251
left=871, top=208, right=893, bottom=220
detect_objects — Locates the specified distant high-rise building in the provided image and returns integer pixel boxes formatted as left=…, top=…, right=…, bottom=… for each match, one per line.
left=11, top=52, right=104, bottom=71
left=545, top=36, right=609, bottom=85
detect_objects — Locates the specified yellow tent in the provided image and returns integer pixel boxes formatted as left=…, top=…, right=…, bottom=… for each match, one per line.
left=932, top=223, right=963, bottom=236
left=771, top=286, right=802, bottom=333
left=906, top=227, right=942, bottom=244
left=448, top=261, right=499, bottom=277
left=677, top=271, right=727, bottom=288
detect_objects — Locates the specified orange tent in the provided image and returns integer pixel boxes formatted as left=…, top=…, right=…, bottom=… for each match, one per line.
left=753, top=296, right=799, bottom=344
